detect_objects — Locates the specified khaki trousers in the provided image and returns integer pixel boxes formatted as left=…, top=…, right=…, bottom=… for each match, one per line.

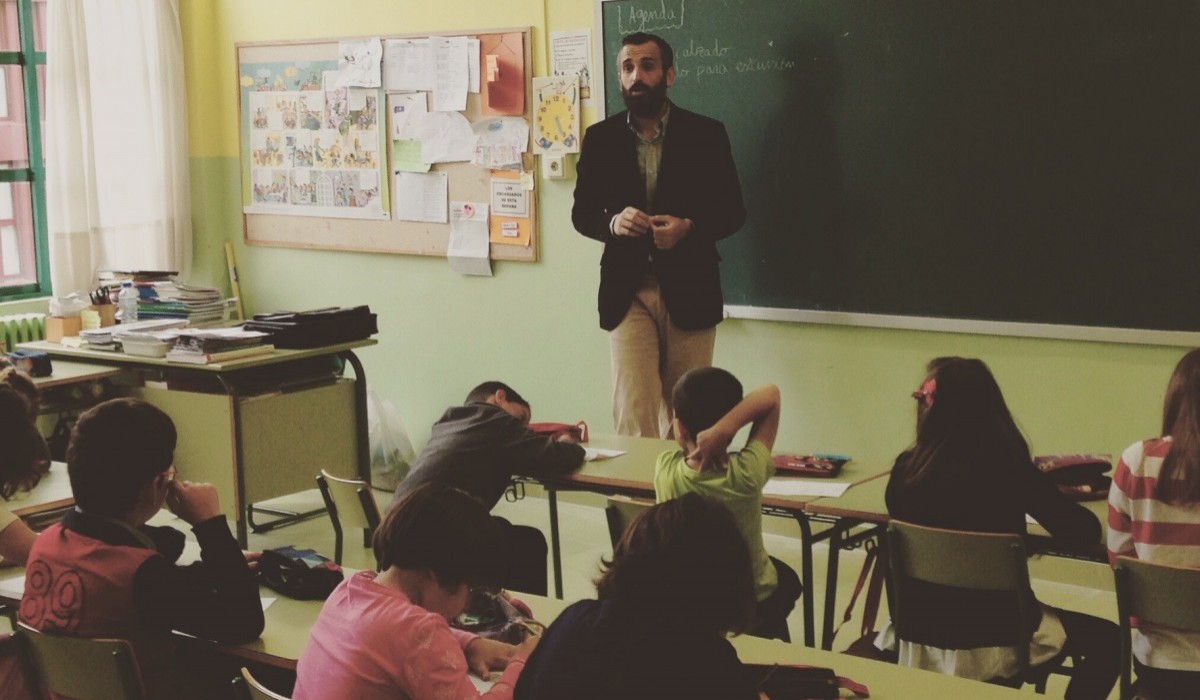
left=609, top=276, right=716, bottom=438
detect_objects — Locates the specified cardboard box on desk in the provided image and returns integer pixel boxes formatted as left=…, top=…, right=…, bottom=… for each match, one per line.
left=45, top=316, right=82, bottom=343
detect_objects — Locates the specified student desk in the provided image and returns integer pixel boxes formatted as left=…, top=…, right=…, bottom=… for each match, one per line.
left=804, top=472, right=1111, bottom=650
left=8, top=462, right=72, bottom=528
left=28, top=360, right=123, bottom=389
left=208, top=587, right=1023, bottom=699
left=17, top=339, right=376, bottom=547
left=515, top=434, right=891, bottom=648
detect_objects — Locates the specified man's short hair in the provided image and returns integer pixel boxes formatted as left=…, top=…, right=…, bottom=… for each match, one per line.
left=465, top=381, right=528, bottom=408
left=374, top=483, right=507, bottom=588
left=672, top=367, right=743, bottom=436
left=67, top=398, right=176, bottom=517
left=622, top=32, right=674, bottom=70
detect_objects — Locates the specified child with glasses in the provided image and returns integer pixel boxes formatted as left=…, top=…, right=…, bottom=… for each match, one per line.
left=294, top=483, right=538, bottom=700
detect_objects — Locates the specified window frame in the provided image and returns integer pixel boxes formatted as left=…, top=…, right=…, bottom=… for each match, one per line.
left=0, top=0, right=47, bottom=301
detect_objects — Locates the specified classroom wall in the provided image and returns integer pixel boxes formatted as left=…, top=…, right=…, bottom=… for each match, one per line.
left=179, top=0, right=1185, bottom=467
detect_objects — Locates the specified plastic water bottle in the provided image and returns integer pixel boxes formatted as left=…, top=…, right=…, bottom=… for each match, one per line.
left=118, top=281, right=139, bottom=324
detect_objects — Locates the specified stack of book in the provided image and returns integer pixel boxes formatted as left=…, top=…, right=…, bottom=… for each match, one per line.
left=135, top=281, right=227, bottom=326
left=165, top=327, right=274, bottom=365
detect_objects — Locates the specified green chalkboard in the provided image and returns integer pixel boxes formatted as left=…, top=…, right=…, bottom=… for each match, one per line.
left=599, top=0, right=1200, bottom=333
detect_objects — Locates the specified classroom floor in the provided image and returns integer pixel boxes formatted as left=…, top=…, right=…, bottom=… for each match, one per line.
left=249, top=488, right=1122, bottom=698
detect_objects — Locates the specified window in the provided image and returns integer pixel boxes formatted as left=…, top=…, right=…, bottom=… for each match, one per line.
left=0, top=0, right=46, bottom=299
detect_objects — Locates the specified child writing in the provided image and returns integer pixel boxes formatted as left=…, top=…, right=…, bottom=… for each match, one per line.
left=19, top=398, right=264, bottom=700
left=294, top=482, right=538, bottom=700
left=514, top=493, right=766, bottom=700
left=653, top=367, right=801, bottom=641
left=885, top=357, right=1117, bottom=700
left=1108, top=348, right=1200, bottom=699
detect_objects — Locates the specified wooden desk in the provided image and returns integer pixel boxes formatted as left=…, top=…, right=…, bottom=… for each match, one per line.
left=0, top=561, right=1021, bottom=698
left=19, top=339, right=377, bottom=546
left=218, top=587, right=1023, bottom=699
left=29, top=361, right=123, bottom=390
left=8, top=462, right=73, bottom=527
left=804, top=472, right=1111, bottom=650
left=517, top=434, right=890, bottom=648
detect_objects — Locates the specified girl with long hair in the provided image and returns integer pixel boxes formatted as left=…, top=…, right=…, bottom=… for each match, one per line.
left=1108, top=348, right=1200, bottom=698
left=886, top=357, right=1118, bottom=700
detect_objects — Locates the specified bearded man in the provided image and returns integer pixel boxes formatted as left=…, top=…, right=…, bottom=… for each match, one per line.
left=573, top=32, right=746, bottom=438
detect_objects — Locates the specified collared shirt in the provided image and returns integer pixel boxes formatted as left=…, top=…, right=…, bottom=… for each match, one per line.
left=626, top=102, right=670, bottom=214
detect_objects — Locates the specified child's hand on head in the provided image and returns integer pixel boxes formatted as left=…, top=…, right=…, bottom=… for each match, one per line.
left=687, top=427, right=731, bottom=472
left=165, top=480, right=222, bottom=525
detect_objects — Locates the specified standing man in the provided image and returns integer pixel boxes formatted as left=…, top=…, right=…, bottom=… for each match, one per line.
left=573, top=32, right=746, bottom=438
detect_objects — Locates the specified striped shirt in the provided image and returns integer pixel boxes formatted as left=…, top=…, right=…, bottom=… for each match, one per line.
left=1108, top=436, right=1200, bottom=670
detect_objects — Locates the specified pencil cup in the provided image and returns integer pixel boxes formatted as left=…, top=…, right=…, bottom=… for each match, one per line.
left=89, top=304, right=117, bottom=327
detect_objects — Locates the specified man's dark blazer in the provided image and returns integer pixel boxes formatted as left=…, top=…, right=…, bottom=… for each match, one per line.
left=572, top=104, right=746, bottom=332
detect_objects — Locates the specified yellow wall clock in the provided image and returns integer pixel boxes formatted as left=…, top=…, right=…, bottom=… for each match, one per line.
left=532, top=76, right=580, bottom=154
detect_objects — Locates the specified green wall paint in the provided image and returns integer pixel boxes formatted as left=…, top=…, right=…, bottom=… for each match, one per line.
left=190, top=153, right=1181, bottom=463
left=184, top=0, right=1186, bottom=462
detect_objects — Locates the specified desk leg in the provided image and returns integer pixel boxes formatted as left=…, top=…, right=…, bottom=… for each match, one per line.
left=822, top=522, right=849, bottom=650
left=548, top=489, right=563, bottom=599
left=795, top=514, right=816, bottom=647
left=341, top=351, right=372, bottom=547
left=215, top=375, right=249, bottom=548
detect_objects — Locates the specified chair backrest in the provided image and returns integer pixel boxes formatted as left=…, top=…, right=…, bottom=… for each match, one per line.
left=886, top=520, right=1035, bottom=672
left=1114, top=556, right=1200, bottom=700
left=237, top=666, right=291, bottom=700
left=318, top=469, right=382, bottom=531
left=15, top=622, right=146, bottom=700
left=604, top=496, right=654, bottom=549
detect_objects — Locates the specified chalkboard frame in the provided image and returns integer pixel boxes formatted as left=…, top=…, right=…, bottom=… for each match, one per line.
left=592, top=0, right=1200, bottom=347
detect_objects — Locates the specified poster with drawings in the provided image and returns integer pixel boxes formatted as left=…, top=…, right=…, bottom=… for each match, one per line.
left=239, top=60, right=390, bottom=219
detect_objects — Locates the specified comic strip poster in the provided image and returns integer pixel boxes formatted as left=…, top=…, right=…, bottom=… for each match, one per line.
left=240, top=60, right=389, bottom=219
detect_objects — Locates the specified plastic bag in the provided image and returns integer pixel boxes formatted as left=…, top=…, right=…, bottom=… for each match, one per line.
left=367, top=388, right=415, bottom=490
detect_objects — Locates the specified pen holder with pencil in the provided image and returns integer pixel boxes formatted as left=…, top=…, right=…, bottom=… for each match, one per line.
left=83, top=304, right=117, bottom=329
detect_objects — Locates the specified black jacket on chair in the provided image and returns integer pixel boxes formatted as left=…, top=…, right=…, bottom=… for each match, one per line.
left=572, top=104, right=746, bottom=331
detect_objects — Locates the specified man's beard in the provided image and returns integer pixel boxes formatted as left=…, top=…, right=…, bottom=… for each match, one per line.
left=622, top=80, right=668, bottom=118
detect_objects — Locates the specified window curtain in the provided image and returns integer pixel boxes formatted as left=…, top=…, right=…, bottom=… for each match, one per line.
left=46, top=0, right=191, bottom=295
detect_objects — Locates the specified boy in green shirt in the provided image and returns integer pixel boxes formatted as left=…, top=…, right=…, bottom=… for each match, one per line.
left=653, top=366, right=802, bottom=641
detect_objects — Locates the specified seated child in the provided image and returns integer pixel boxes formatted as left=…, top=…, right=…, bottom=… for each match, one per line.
left=294, top=483, right=538, bottom=700
left=0, top=372, right=51, bottom=565
left=1108, top=348, right=1200, bottom=699
left=654, top=367, right=802, bottom=641
left=885, top=357, right=1117, bottom=699
left=514, top=493, right=763, bottom=700
left=19, top=398, right=264, bottom=700
left=393, top=381, right=586, bottom=595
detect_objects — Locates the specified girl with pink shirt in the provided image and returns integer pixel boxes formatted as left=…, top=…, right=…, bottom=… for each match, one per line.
left=293, top=483, right=538, bottom=700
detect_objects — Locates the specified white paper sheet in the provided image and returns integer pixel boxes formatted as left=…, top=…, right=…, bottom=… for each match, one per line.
left=491, top=177, right=529, bottom=217
left=0, top=572, right=24, bottom=600
left=584, top=448, right=627, bottom=461
left=406, top=111, right=476, bottom=163
left=383, top=38, right=433, bottom=91
left=448, top=201, right=491, bottom=276
left=394, top=171, right=448, bottom=223
left=762, top=478, right=852, bottom=498
left=337, top=37, right=383, bottom=88
left=389, top=93, right=429, bottom=140
left=468, top=39, right=481, bottom=93
left=432, top=36, right=469, bottom=112
left=472, top=117, right=529, bottom=169
left=549, top=29, right=594, bottom=107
